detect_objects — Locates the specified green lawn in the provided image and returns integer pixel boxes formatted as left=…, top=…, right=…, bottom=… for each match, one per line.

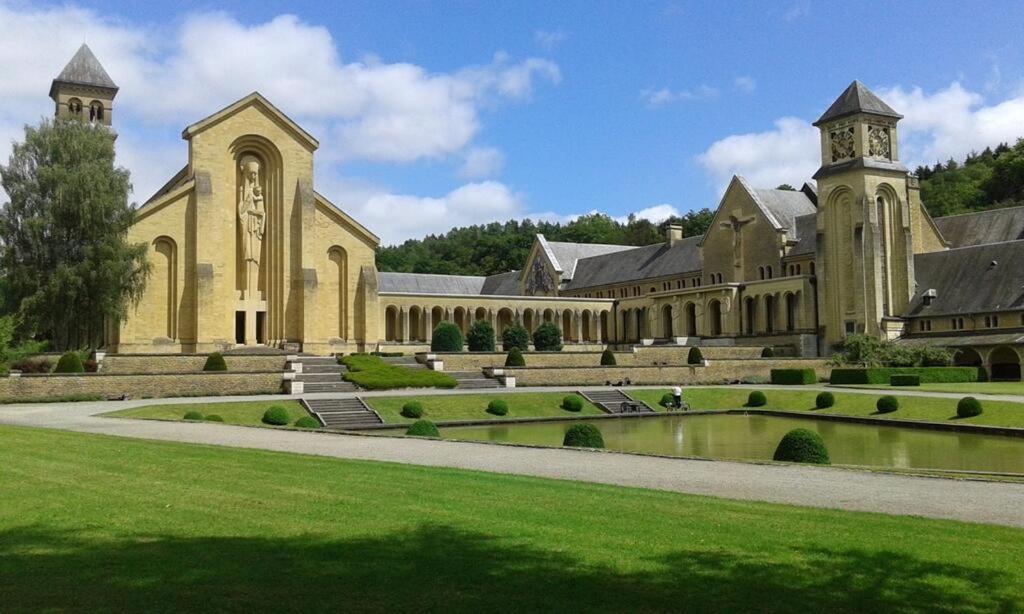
left=629, top=387, right=1024, bottom=428
left=845, top=381, right=1024, bottom=396
left=342, top=354, right=457, bottom=390
left=366, top=392, right=602, bottom=423
left=1, top=425, right=1021, bottom=611
left=107, top=400, right=308, bottom=426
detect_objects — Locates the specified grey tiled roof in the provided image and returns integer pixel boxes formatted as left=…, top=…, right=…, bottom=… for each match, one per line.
left=53, top=44, right=117, bottom=90
left=899, top=332, right=1024, bottom=347
left=378, top=272, right=486, bottom=295
left=905, top=240, right=1024, bottom=317
left=814, top=80, right=901, bottom=126
left=565, top=235, right=702, bottom=290
left=544, top=239, right=636, bottom=280
left=787, top=213, right=818, bottom=256
left=932, top=206, right=1024, bottom=248
left=747, top=183, right=817, bottom=232
left=481, top=270, right=522, bottom=295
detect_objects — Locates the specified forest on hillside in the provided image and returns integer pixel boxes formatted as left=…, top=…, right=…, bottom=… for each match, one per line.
left=377, top=137, right=1024, bottom=276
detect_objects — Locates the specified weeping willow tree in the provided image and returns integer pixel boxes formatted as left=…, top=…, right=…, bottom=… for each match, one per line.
left=0, top=118, right=150, bottom=350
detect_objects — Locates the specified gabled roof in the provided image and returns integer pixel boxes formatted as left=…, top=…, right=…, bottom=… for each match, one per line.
left=747, top=183, right=817, bottom=232
left=314, top=192, right=380, bottom=247
left=50, top=44, right=118, bottom=98
left=565, top=235, right=702, bottom=290
left=378, top=272, right=486, bottom=295
left=481, top=270, right=522, bottom=295
left=813, top=80, right=902, bottom=126
left=182, top=92, right=319, bottom=150
left=906, top=240, right=1024, bottom=317
left=141, top=165, right=191, bottom=208
left=542, top=237, right=637, bottom=281
left=786, top=213, right=818, bottom=257
left=931, top=206, right=1024, bottom=248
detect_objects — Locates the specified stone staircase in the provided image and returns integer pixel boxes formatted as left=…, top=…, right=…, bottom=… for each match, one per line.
left=578, top=389, right=655, bottom=414
left=303, top=397, right=383, bottom=429
left=448, top=370, right=501, bottom=389
left=292, top=356, right=359, bottom=393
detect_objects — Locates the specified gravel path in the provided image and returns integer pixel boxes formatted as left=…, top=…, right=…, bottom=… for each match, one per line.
left=2, top=396, right=1024, bottom=528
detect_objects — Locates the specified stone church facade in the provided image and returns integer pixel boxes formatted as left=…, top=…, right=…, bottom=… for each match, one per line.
left=49, top=46, right=1024, bottom=379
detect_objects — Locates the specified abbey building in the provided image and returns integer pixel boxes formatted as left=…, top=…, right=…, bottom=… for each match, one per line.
left=52, top=45, right=1024, bottom=379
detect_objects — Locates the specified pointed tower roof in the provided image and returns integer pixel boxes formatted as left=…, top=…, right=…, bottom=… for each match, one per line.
left=49, top=44, right=118, bottom=98
left=813, top=80, right=901, bottom=126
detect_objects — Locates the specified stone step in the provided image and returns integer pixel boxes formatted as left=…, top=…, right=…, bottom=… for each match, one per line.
left=305, top=396, right=382, bottom=429
left=299, top=356, right=342, bottom=365
left=302, top=364, right=346, bottom=374
left=295, top=373, right=344, bottom=382
left=578, top=389, right=654, bottom=414
left=301, top=382, right=359, bottom=393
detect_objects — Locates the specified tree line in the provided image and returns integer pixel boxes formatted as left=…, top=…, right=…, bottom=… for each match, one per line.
left=915, top=138, right=1024, bottom=217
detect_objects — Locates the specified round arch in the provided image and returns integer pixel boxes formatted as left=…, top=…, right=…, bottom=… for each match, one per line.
left=990, top=346, right=1021, bottom=381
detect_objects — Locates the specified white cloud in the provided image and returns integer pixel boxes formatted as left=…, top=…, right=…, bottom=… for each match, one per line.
left=734, top=76, right=756, bottom=93
left=697, top=117, right=819, bottom=189
left=458, top=146, right=505, bottom=179
left=641, top=85, right=719, bottom=107
left=614, top=204, right=680, bottom=224
left=534, top=29, right=569, bottom=50
left=783, top=1, right=809, bottom=21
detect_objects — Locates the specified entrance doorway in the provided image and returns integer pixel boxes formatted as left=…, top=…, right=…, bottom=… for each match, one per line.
left=256, top=312, right=266, bottom=344
left=235, top=311, right=245, bottom=344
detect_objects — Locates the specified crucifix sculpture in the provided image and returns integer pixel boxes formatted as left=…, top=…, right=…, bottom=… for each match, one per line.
left=720, top=214, right=756, bottom=270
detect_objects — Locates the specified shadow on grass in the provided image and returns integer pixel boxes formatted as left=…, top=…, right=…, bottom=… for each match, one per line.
left=0, top=524, right=1017, bottom=612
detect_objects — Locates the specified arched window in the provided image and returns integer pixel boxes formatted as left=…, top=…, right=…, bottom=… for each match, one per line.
left=758, top=266, right=765, bottom=280
left=766, top=266, right=773, bottom=279
left=67, top=98, right=83, bottom=117
left=89, top=101, right=104, bottom=122
left=796, top=264, right=802, bottom=275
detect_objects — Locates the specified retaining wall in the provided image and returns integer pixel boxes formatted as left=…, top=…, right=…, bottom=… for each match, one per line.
left=503, top=359, right=830, bottom=386
left=0, top=372, right=284, bottom=402
left=99, top=354, right=287, bottom=374
left=423, top=345, right=769, bottom=371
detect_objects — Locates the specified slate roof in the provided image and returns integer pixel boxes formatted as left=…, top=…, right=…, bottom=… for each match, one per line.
left=51, top=44, right=118, bottom=92
left=814, top=80, right=901, bottom=126
left=932, top=206, right=1024, bottom=248
left=565, top=235, right=702, bottom=290
left=378, top=272, right=486, bottom=295
left=905, top=240, right=1024, bottom=317
left=542, top=238, right=636, bottom=280
left=481, top=270, right=522, bottom=295
left=747, top=184, right=817, bottom=232
left=898, top=332, right=1024, bottom=347
left=787, top=213, right=818, bottom=257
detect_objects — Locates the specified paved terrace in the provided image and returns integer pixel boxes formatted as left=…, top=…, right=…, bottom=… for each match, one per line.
left=1, top=384, right=1023, bottom=529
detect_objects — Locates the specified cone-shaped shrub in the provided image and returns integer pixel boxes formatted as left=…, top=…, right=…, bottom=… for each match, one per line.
left=505, top=347, right=525, bottom=367
left=406, top=420, right=440, bottom=437
left=262, top=405, right=290, bottom=425
left=746, top=390, right=767, bottom=407
left=563, top=424, right=604, bottom=448
left=203, top=352, right=227, bottom=371
left=687, top=347, right=703, bottom=364
left=54, top=352, right=84, bottom=373
left=431, top=322, right=464, bottom=352
left=773, top=428, right=830, bottom=464
left=815, top=391, right=835, bottom=409
left=401, top=401, right=424, bottom=419
left=600, top=349, right=617, bottom=366
left=957, top=396, right=983, bottom=418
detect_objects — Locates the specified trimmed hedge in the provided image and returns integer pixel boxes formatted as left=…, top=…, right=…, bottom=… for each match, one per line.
left=532, top=322, right=563, bottom=352
left=501, top=324, right=530, bottom=352
left=505, top=348, right=525, bottom=367
left=486, top=399, right=509, bottom=416
left=467, top=320, right=496, bottom=352
left=890, top=374, right=921, bottom=387
left=687, top=347, right=703, bottom=365
left=406, top=420, right=440, bottom=437
left=561, top=395, right=583, bottom=412
left=957, top=396, right=983, bottom=418
left=401, top=401, right=424, bottom=419
left=54, top=352, right=85, bottom=374
left=761, top=347, right=775, bottom=358
left=815, top=391, right=835, bottom=409
left=204, top=414, right=224, bottom=422
left=183, top=410, right=204, bottom=421
left=830, top=367, right=978, bottom=385
left=563, top=424, right=604, bottom=448
left=770, top=368, right=816, bottom=385
left=262, top=405, right=291, bottom=426
left=294, top=416, right=320, bottom=429
left=660, top=393, right=675, bottom=407
left=431, top=323, right=464, bottom=352
left=342, top=354, right=457, bottom=390
left=600, top=349, right=617, bottom=366
left=203, top=352, right=227, bottom=372
left=773, top=429, right=830, bottom=464
left=746, top=391, right=767, bottom=407
left=876, top=396, right=899, bottom=414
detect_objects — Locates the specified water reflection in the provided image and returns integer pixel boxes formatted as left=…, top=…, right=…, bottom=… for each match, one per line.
left=443, top=414, right=1024, bottom=474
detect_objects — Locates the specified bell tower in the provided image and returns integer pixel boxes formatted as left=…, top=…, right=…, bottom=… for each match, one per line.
left=813, top=81, right=917, bottom=347
left=49, top=44, right=118, bottom=127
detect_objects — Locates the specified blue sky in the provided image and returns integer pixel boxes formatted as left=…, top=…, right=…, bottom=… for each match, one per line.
left=3, top=1, right=1024, bottom=243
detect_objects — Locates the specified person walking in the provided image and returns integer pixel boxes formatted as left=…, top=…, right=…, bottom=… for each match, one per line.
left=672, top=385, right=683, bottom=410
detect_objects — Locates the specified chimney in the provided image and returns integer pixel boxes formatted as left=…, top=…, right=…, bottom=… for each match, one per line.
left=922, top=288, right=937, bottom=306
left=666, top=224, right=684, bottom=246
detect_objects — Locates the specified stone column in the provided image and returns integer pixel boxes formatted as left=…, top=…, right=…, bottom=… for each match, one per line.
left=596, top=312, right=605, bottom=343
left=400, top=307, right=409, bottom=343
left=425, top=307, right=433, bottom=343
left=574, top=310, right=582, bottom=344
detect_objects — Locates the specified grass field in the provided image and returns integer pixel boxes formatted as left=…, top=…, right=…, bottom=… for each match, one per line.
left=107, top=400, right=308, bottom=426
left=1, top=425, right=1021, bottom=611
left=365, top=392, right=602, bottom=423
left=629, top=387, right=1024, bottom=428
left=845, top=381, right=1024, bottom=396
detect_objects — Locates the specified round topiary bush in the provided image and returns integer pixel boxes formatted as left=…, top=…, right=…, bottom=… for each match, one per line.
left=486, top=399, right=509, bottom=416
left=761, top=347, right=775, bottom=358
left=532, top=322, right=563, bottom=352
left=54, top=352, right=85, bottom=374
left=561, top=395, right=583, bottom=412
left=203, top=352, right=227, bottom=372
left=876, top=395, right=899, bottom=414
left=746, top=390, right=767, bottom=407
left=294, top=416, right=320, bottom=429
left=431, top=322, right=464, bottom=352
left=262, top=405, right=290, bottom=426
left=505, top=347, right=525, bottom=367
left=406, top=420, right=440, bottom=437
left=815, top=391, right=835, bottom=409
left=401, top=401, right=424, bottom=419
left=467, top=320, right=496, bottom=352
left=563, top=424, right=605, bottom=448
left=687, top=347, right=703, bottom=365
left=204, top=414, right=224, bottom=422
left=957, top=396, right=983, bottom=418
left=660, top=392, right=675, bottom=407
left=772, top=428, right=830, bottom=464
left=600, top=349, right=617, bottom=366
left=501, top=324, right=530, bottom=352
left=183, top=410, right=204, bottom=421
